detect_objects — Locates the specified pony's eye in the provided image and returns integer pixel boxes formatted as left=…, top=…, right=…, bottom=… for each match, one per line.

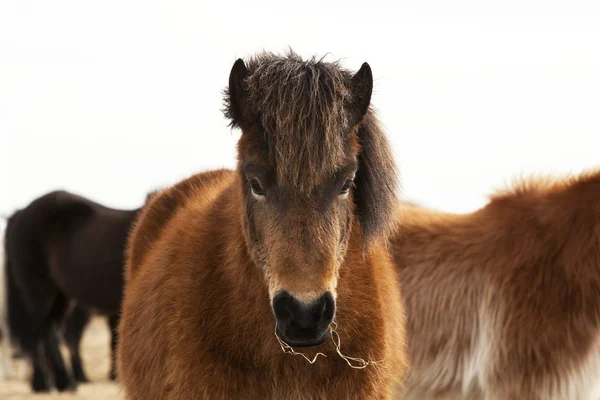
left=340, top=179, right=354, bottom=195
left=249, top=178, right=265, bottom=197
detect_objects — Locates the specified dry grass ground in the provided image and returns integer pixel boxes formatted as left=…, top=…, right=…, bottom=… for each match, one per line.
left=0, top=317, right=121, bottom=400
left=4, top=317, right=600, bottom=399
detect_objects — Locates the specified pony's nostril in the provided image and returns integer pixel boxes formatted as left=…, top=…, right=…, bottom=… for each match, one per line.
left=313, top=295, right=327, bottom=321
left=272, top=290, right=295, bottom=322
left=318, top=291, right=335, bottom=325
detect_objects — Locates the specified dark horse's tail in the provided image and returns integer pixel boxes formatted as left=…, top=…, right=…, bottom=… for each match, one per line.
left=3, top=210, right=38, bottom=356
left=3, top=191, right=94, bottom=355
left=2, top=218, right=15, bottom=378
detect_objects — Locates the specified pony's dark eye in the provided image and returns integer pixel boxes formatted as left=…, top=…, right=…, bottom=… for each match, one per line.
left=249, top=178, right=265, bottom=197
left=340, top=179, right=354, bottom=195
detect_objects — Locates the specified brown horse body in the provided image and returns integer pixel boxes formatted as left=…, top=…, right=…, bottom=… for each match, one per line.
left=394, top=170, right=600, bottom=399
left=118, top=52, right=408, bottom=399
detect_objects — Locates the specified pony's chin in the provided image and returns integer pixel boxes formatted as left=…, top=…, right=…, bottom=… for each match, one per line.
left=277, top=327, right=330, bottom=348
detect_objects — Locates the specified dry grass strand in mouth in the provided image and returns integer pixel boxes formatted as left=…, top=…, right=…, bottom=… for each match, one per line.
left=274, top=319, right=384, bottom=369
left=329, top=320, right=384, bottom=369
left=275, top=324, right=328, bottom=364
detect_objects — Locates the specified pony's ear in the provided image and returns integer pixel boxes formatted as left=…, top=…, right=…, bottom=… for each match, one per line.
left=224, top=58, right=250, bottom=129
left=350, top=62, right=399, bottom=244
left=349, top=62, right=373, bottom=124
left=353, top=115, right=399, bottom=246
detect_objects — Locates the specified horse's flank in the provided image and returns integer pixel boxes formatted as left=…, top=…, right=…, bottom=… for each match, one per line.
left=395, top=169, right=600, bottom=399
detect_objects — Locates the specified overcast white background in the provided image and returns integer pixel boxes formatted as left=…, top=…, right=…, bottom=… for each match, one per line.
left=1, top=0, right=599, bottom=215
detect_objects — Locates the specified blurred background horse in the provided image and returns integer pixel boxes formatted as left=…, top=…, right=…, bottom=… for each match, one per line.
left=3, top=190, right=154, bottom=392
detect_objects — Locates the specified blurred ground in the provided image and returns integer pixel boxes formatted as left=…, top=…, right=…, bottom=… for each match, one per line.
left=0, top=317, right=121, bottom=400
left=3, top=316, right=600, bottom=399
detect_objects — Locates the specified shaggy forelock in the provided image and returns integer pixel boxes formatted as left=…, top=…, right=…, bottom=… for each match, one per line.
left=227, top=51, right=359, bottom=190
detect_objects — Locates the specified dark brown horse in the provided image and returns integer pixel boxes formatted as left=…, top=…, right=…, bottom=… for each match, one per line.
left=4, top=190, right=147, bottom=392
left=118, top=51, right=408, bottom=399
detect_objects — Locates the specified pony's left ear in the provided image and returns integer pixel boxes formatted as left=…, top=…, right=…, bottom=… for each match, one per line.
left=224, top=58, right=251, bottom=130
left=351, top=64, right=399, bottom=245
left=349, top=62, right=373, bottom=124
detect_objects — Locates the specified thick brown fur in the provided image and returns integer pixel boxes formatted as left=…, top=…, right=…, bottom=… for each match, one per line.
left=118, top=51, right=408, bottom=399
left=394, top=169, right=600, bottom=399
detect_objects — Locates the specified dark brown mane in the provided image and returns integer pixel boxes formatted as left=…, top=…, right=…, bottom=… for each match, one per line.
left=226, top=52, right=364, bottom=185
left=224, top=50, right=399, bottom=241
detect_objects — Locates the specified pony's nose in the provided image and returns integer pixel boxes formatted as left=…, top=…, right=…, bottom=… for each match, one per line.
left=272, top=290, right=335, bottom=347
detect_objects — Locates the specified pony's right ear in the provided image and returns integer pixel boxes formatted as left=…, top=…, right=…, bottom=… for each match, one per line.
left=224, top=58, right=250, bottom=130
left=349, top=62, right=373, bottom=125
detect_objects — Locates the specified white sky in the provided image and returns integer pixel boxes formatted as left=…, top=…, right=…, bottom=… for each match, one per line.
left=1, top=0, right=599, bottom=215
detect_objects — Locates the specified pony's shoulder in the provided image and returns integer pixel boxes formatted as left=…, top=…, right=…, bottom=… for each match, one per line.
left=125, top=169, right=235, bottom=282
left=148, top=169, right=235, bottom=216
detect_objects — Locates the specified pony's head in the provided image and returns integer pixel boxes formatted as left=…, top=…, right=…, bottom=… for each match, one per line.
left=224, top=51, right=398, bottom=347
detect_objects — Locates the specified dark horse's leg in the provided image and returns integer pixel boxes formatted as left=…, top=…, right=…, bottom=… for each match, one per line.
left=21, top=287, right=75, bottom=392
left=43, top=294, right=76, bottom=391
left=44, top=323, right=76, bottom=391
left=6, top=255, right=67, bottom=392
left=64, top=304, right=91, bottom=383
left=108, top=313, right=119, bottom=381
left=30, top=343, right=51, bottom=392
left=26, top=312, right=72, bottom=393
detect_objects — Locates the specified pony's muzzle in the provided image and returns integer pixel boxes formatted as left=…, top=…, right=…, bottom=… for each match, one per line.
left=272, top=290, right=335, bottom=347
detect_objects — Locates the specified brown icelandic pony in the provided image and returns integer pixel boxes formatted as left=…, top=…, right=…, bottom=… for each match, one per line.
left=394, top=169, right=600, bottom=400
left=118, top=51, right=409, bottom=399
